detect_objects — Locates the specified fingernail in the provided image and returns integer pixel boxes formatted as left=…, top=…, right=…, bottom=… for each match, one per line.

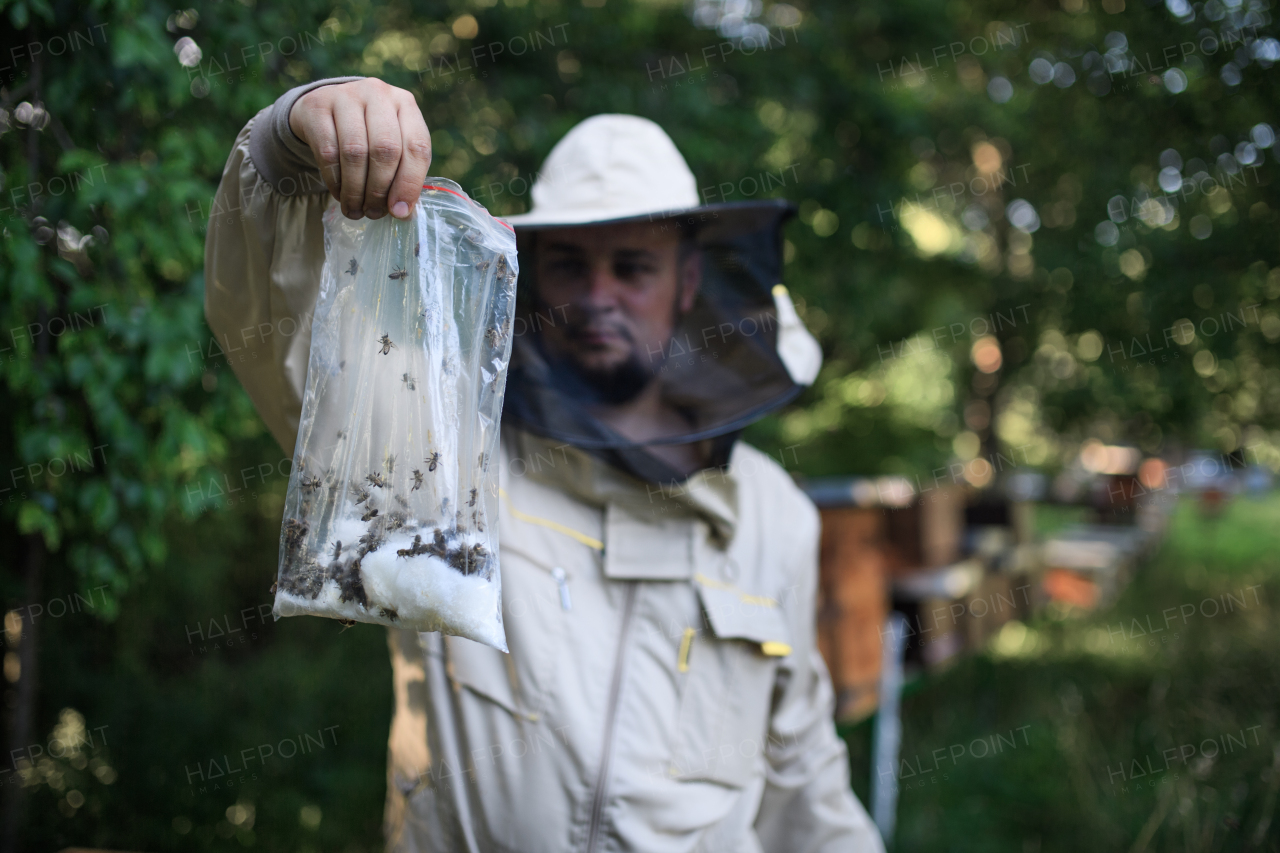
left=365, top=208, right=384, bottom=219
left=392, top=201, right=410, bottom=219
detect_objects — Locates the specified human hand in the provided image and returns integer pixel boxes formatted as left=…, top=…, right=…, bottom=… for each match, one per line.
left=289, top=78, right=432, bottom=221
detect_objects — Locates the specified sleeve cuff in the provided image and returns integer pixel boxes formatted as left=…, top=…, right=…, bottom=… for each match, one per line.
left=248, top=76, right=366, bottom=196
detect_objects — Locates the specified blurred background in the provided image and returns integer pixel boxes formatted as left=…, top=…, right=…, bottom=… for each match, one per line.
left=0, top=0, right=1277, bottom=850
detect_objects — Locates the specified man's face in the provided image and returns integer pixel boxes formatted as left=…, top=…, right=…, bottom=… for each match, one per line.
left=533, top=222, right=699, bottom=401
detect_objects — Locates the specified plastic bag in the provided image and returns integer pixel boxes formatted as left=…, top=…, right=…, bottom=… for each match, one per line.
left=272, top=179, right=516, bottom=652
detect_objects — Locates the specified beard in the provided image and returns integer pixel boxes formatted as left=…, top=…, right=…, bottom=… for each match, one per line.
left=558, top=351, right=654, bottom=405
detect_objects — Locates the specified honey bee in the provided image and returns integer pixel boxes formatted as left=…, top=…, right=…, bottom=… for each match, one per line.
left=386, top=454, right=397, bottom=475
left=412, top=469, right=424, bottom=491
left=402, top=373, right=416, bottom=391
left=476, top=258, right=492, bottom=272
left=300, top=474, right=322, bottom=491
left=352, top=487, right=371, bottom=505
left=397, top=535, right=424, bottom=558
left=283, top=518, right=309, bottom=552
left=331, top=540, right=343, bottom=560
left=389, top=266, right=408, bottom=280
left=468, top=488, right=478, bottom=508
left=366, top=472, right=388, bottom=488
left=379, top=607, right=400, bottom=622
left=414, top=241, right=420, bottom=258
left=485, top=327, right=502, bottom=348
left=478, top=452, right=488, bottom=470
left=361, top=507, right=380, bottom=522
left=338, top=618, right=357, bottom=631
left=426, top=452, right=441, bottom=472
left=378, top=333, right=396, bottom=355
left=496, top=254, right=516, bottom=285
left=345, top=258, right=358, bottom=276
left=394, top=493, right=410, bottom=509
left=270, top=580, right=278, bottom=595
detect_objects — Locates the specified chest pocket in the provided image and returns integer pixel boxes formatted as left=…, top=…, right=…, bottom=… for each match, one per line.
left=669, top=576, right=792, bottom=787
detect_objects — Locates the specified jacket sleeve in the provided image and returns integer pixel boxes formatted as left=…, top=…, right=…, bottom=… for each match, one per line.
left=202, top=77, right=362, bottom=453
left=753, top=500, right=885, bottom=853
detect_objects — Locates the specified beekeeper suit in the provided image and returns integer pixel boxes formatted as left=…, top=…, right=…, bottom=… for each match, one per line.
left=204, top=77, right=882, bottom=853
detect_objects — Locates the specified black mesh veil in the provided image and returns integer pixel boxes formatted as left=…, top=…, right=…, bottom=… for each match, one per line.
left=500, top=199, right=803, bottom=453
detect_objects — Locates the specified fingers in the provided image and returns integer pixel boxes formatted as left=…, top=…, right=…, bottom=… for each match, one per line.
left=289, top=80, right=431, bottom=221
left=361, top=96, right=402, bottom=220
left=293, top=95, right=342, bottom=200
left=332, top=95, right=372, bottom=219
left=389, top=93, right=432, bottom=220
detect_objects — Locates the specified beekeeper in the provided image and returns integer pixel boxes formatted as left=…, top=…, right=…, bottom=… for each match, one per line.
left=205, top=77, right=883, bottom=853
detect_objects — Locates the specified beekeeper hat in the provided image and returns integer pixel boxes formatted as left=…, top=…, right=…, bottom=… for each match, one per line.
left=498, top=114, right=822, bottom=464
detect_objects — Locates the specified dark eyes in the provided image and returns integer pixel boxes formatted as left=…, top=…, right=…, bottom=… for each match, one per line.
left=543, top=258, right=657, bottom=280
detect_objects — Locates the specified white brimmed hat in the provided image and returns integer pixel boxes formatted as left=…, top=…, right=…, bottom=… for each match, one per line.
left=500, top=113, right=821, bottom=386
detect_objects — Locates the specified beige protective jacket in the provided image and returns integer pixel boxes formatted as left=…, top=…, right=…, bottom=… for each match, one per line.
left=203, top=84, right=883, bottom=853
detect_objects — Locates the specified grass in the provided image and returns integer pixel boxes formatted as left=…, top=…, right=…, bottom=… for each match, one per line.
left=844, top=492, right=1280, bottom=852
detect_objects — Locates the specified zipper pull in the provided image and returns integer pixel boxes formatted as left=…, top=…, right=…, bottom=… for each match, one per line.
left=551, top=566, right=572, bottom=611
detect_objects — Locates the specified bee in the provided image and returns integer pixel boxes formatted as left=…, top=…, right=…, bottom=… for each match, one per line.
left=476, top=258, right=492, bottom=272
left=345, top=258, right=358, bottom=276
left=386, top=454, right=397, bottom=475
left=331, top=540, right=343, bottom=560
left=414, top=241, right=420, bottom=258
left=270, top=580, right=278, bottom=595
left=300, top=474, right=322, bottom=492
left=283, top=518, right=309, bottom=553
left=402, top=373, right=416, bottom=391
left=426, top=452, right=441, bottom=472
left=361, top=507, right=380, bottom=522
left=386, top=513, right=406, bottom=531
left=496, top=254, right=516, bottom=285
left=389, top=266, right=408, bottom=280
left=478, top=452, right=488, bottom=470
left=336, top=429, right=347, bottom=439
left=358, top=529, right=384, bottom=553
left=338, top=618, right=357, bottom=631
left=485, top=327, right=503, bottom=348
left=378, top=333, right=396, bottom=355
left=367, top=472, right=388, bottom=489
left=394, top=493, right=410, bottom=509
left=468, top=488, right=478, bottom=508
left=379, top=607, right=400, bottom=622
left=412, top=469, right=424, bottom=491
left=397, top=535, right=424, bottom=558
left=352, top=487, right=371, bottom=506
left=463, top=228, right=482, bottom=245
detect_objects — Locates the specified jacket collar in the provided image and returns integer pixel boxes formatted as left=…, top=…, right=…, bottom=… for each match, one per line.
left=506, top=428, right=739, bottom=546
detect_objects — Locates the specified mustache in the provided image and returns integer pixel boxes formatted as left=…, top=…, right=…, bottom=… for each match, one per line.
left=561, top=309, right=636, bottom=344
